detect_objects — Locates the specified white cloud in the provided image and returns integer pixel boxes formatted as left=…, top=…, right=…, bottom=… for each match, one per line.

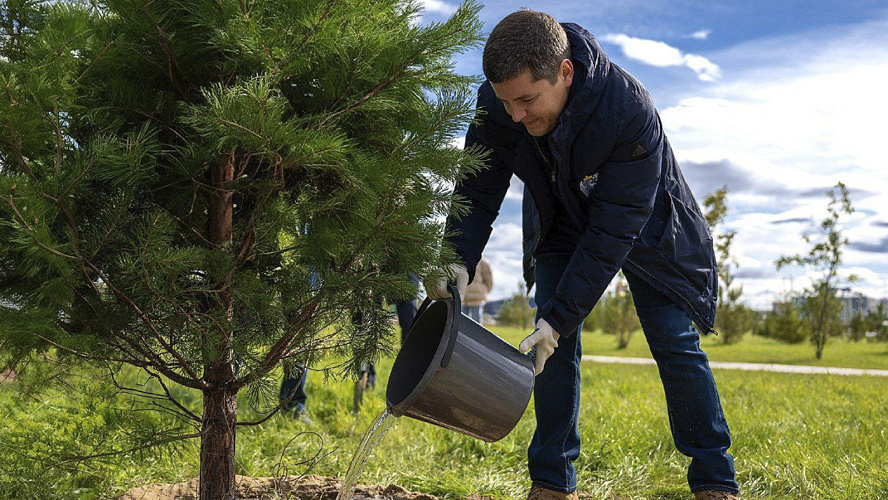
left=418, top=0, right=457, bottom=15
left=689, top=29, right=712, bottom=40
left=450, top=15, right=888, bottom=310
left=656, top=15, right=888, bottom=306
left=599, top=33, right=721, bottom=82
left=485, top=220, right=524, bottom=300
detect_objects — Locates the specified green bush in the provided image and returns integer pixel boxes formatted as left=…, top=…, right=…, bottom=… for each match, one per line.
left=756, top=301, right=809, bottom=344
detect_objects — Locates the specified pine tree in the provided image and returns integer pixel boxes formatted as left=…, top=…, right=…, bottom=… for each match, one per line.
left=0, top=1, right=483, bottom=497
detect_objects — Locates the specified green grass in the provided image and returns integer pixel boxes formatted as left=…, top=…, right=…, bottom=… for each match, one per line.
left=492, top=326, right=888, bottom=370
left=2, top=329, right=888, bottom=499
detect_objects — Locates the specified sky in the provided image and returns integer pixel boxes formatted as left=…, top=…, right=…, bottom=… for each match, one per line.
left=419, top=0, right=888, bottom=309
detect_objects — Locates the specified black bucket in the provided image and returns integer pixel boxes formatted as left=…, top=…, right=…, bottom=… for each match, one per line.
left=386, top=282, right=534, bottom=442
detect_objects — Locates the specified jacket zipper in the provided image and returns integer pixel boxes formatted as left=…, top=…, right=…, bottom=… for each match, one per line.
left=532, top=136, right=557, bottom=186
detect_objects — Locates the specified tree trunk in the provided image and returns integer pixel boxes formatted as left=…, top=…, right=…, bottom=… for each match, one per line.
left=617, top=330, right=631, bottom=349
left=200, top=368, right=238, bottom=500
left=201, top=154, right=238, bottom=499
left=208, top=153, right=235, bottom=247
left=815, top=287, right=829, bottom=360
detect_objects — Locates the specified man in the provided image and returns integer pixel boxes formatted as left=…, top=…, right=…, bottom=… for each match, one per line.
left=462, top=256, right=494, bottom=324
left=426, top=10, right=738, bottom=500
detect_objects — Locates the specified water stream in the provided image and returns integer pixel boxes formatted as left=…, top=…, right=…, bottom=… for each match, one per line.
left=336, top=408, right=399, bottom=500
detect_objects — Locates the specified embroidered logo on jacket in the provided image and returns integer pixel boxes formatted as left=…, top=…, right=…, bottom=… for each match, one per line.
left=631, top=142, right=648, bottom=159
left=579, top=173, right=598, bottom=197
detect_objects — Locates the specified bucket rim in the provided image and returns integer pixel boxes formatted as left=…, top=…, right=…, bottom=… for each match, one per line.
left=386, top=298, right=456, bottom=417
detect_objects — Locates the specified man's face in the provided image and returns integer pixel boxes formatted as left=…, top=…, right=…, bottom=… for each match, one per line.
left=490, top=60, right=573, bottom=137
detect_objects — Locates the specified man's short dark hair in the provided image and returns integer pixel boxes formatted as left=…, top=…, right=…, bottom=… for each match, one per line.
left=482, top=10, right=571, bottom=84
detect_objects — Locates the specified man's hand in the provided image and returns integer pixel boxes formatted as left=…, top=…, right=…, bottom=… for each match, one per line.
left=425, top=263, right=469, bottom=300
left=519, top=318, right=560, bottom=376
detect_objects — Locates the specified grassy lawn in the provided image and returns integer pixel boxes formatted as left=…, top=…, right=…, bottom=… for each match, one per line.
left=243, top=355, right=888, bottom=500
left=2, top=329, right=887, bottom=499
left=491, top=326, right=888, bottom=370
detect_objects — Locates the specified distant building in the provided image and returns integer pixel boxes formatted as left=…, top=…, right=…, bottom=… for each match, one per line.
left=841, top=292, right=874, bottom=323
left=778, top=291, right=883, bottom=324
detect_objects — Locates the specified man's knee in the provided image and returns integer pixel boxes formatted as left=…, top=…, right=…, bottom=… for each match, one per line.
left=642, top=321, right=700, bottom=356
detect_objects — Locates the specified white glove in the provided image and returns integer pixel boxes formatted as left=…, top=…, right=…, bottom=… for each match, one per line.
left=425, top=263, right=469, bottom=300
left=519, top=318, right=560, bottom=376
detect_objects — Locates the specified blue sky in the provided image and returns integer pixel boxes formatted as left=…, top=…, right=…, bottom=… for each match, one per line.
left=421, top=0, right=888, bottom=308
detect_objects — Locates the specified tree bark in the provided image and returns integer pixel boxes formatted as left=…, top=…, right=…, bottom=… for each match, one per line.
left=199, top=373, right=238, bottom=500
left=208, top=153, right=235, bottom=248
left=201, top=154, right=237, bottom=499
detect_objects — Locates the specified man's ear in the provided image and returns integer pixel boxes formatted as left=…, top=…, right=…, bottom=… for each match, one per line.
left=560, top=59, right=574, bottom=87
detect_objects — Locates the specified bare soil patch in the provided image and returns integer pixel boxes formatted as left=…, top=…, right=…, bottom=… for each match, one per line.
left=116, top=474, right=440, bottom=500
left=114, top=474, right=630, bottom=499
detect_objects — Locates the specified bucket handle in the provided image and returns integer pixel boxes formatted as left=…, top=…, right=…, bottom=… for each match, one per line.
left=440, top=280, right=461, bottom=369
left=415, top=296, right=433, bottom=322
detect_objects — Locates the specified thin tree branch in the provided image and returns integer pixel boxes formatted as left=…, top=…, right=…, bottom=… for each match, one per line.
left=80, top=259, right=206, bottom=388
left=50, top=433, right=200, bottom=466
left=4, top=195, right=78, bottom=260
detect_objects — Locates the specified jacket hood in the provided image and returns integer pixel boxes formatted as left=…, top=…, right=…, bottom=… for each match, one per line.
left=553, top=23, right=611, bottom=146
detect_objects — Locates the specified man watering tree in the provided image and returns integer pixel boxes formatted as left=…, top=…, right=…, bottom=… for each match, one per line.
left=426, top=10, right=738, bottom=500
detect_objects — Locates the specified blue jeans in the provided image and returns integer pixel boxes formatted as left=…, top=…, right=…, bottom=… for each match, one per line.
left=397, top=299, right=417, bottom=342
left=528, top=255, right=737, bottom=494
left=462, top=304, right=484, bottom=324
left=279, top=366, right=307, bottom=412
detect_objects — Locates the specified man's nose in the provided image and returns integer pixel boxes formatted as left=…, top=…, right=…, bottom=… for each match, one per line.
left=510, top=105, right=527, bottom=123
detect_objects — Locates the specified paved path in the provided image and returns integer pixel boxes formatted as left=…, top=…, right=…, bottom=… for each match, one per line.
left=581, top=355, right=888, bottom=377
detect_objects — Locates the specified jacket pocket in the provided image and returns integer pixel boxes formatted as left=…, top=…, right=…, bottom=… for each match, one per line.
left=656, top=193, right=710, bottom=260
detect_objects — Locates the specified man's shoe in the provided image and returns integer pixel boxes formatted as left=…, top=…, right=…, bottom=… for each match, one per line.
left=694, top=491, right=738, bottom=500
left=526, top=485, right=579, bottom=500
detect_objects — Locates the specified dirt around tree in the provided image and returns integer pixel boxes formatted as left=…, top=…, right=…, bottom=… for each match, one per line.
left=114, top=475, right=633, bottom=500
left=115, top=475, right=441, bottom=500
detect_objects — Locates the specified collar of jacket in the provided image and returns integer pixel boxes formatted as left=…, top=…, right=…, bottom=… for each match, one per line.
left=551, top=23, right=611, bottom=149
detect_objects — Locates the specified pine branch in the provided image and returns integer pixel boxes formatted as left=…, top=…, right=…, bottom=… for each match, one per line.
left=292, top=0, right=339, bottom=58
left=80, top=259, right=205, bottom=388
left=0, top=137, right=34, bottom=176
left=76, top=39, right=114, bottom=83
left=108, top=365, right=201, bottom=423
left=318, top=64, right=410, bottom=127
left=318, top=18, right=474, bottom=127
left=4, top=195, right=78, bottom=260
left=236, top=405, right=284, bottom=427
left=154, top=24, right=193, bottom=99
left=47, top=432, right=200, bottom=466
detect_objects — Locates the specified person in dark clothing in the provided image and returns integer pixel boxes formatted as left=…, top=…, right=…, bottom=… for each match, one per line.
left=426, top=10, right=737, bottom=500
left=396, top=273, right=420, bottom=343
left=279, top=364, right=309, bottom=423
left=353, top=274, right=420, bottom=412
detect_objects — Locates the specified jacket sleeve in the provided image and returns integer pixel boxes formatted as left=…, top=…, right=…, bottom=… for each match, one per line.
left=538, top=92, right=663, bottom=337
left=445, top=113, right=514, bottom=283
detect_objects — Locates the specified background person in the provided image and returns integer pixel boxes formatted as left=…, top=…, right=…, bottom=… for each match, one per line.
left=279, top=365, right=309, bottom=423
left=462, top=257, right=493, bottom=325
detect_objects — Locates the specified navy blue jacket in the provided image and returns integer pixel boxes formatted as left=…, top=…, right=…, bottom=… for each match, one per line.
left=446, top=23, right=718, bottom=337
